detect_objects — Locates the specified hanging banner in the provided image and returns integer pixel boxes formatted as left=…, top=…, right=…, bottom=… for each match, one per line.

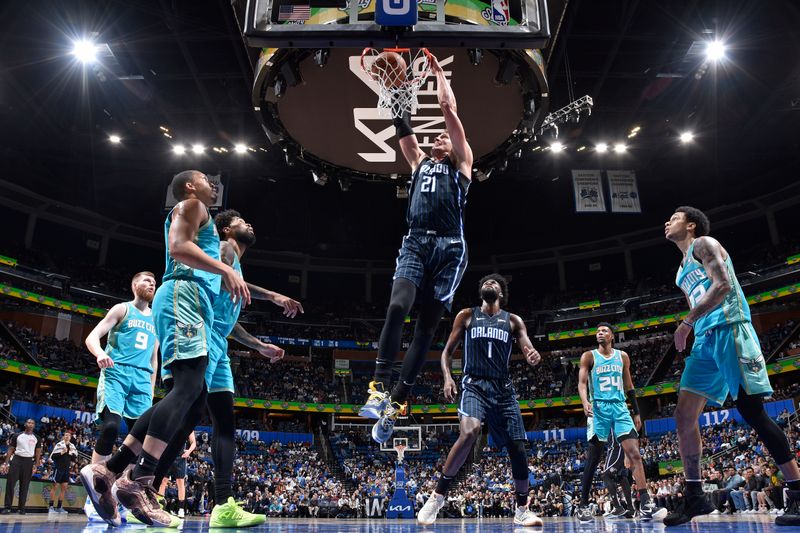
left=607, top=170, right=642, bottom=213
left=571, top=170, right=606, bottom=212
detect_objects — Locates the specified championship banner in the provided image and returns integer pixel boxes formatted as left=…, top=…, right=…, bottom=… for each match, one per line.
left=607, top=170, right=642, bottom=213
left=571, top=170, right=606, bottom=212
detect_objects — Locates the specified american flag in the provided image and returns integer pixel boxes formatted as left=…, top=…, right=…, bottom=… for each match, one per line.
left=278, top=4, right=311, bottom=21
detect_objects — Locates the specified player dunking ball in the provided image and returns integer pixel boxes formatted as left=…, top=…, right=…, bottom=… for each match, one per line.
left=417, top=275, right=543, bottom=526
left=664, top=206, right=800, bottom=526
left=81, top=271, right=158, bottom=522
left=575, top=323, right=659, bottom=521
left=81, top=170, right=249, bottom=527
left=360, top=53, right=474, bottom=445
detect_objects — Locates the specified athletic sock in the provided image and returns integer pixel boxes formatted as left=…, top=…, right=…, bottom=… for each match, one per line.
left=515, top=491, right=529, bottom=508
left=390, top=381, right=413, bottom=404
left=787, top=479, right=800, bottom=491
left=372, top=362, right=393, bottom=388
left=685, top=480, right=703, bottom=496
left=48, top=500, right=53, bottom=507
left=435, top=474, right=455, bottom=497
left=638, top=489, right=650, bottom=505
left=57, top=500, right=63, bottom=509
left=106, top=444, right=137, bottom=474
left=132, top=450, right=160, bottom=480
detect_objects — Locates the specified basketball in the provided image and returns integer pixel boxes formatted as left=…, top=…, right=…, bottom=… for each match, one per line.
left=371, top=51, right=407, bottom=88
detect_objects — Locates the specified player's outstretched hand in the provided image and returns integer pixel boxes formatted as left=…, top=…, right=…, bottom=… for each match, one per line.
left=429, top=53, right=443, bottom=75
left=96, top=353, right=114, bottom=369
left=223, top=265, right=251, bottom=307
left=258, top=342, right=285, bottom=363
left=673, top=321, right=691, bottom=352
left=524, top=346, right=541, bottom=366
left=443, top=377, right=458, bottom=403
left=275, top=294, right=304, bottom=318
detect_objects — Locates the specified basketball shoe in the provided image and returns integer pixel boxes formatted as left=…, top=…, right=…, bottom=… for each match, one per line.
left=663, top=494, right=713, bottom=526
left=80, top=463, right=121, bottom=526
left=776, top=490, right=800, bottom=526
left=358, top=381, right=390, bottom=419
left=112, top=471, right=180, bottom=527
left=576, top=504, right=594, bottom=522
left=514, top=506, right=544, bottom=526
left=417, top=493, right=445, bottom=525
left=372, top=400, right=402, bottom=444
left=210, top=496, right=266, bottom=527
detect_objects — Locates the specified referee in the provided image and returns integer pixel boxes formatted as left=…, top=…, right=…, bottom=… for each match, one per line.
left=2, top=419, right=42, bottom=515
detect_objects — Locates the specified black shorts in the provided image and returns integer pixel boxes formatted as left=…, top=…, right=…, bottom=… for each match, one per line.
left=393, top=232, right=467, bottom=311
left=457, top=376, right=526, bottom=446
left=52, top=468, right=70, bottom=484
left=167, top=457, right=187, bottom=479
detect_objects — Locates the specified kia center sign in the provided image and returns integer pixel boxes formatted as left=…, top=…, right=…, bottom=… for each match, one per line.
left=254, top=47, right=548, bottom=179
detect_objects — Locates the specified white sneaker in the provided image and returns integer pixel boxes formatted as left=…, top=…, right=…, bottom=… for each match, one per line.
left=770, top=508, right=780, bottom=514
left=710, top=509, right=721, bottom=515
left=49, top=506, right=57, bottom=515
left=178, top=508, right=185, bottom=518
left=417, top=493, right=446, bottom=526
left=514, top=506, right=543, bottom=526
left=84, top=496, right=104, bottom=523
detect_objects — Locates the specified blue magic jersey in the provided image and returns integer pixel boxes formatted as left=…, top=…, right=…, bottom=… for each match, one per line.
left=212, top=254, right=243, bottom=337
left=407, top=157, right=469, bottom=235
left=589, top=349, right=625, bottom=402
left=462, top=308, right=514, bottom=380
left=162, top=205, right=221, bottom=295
left=105, top=302, right=157, bottom=371
left=675, top=240, right=750, bottom=336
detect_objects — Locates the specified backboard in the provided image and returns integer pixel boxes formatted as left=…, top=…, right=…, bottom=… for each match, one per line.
left=379, top=425, right=422, bottom=453
left=236, top=0, right=550, bottom=49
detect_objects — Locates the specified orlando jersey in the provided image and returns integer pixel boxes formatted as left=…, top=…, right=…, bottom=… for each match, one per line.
left=105, top=302, right=157, bottom=371
left=162, top=205, right=221, bottom=296
left=407, top=157, right=469, bottom=235
left=212, top=254, right=243, bottom=337
left=462, top=308, right=514, bottom=380
left=589, top=349, right=625, bottom=403
left=675, top=239, right=750, bottom=336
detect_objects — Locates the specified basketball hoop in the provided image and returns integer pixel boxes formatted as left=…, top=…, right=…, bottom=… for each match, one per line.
left=361, top=48, right=432, bottom=118
left=393, top=443, right=407, bottom=464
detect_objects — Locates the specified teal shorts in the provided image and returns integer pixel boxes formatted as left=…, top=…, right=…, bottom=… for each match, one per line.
left=162, top=327, right=234, bottom=394
left=96, top=363, right=153, bottom=419
left=680, top=321, right=772, bottom=407
left=591, top=400, right=636, bottom=442
left=153, top=279, right=214, bottom=368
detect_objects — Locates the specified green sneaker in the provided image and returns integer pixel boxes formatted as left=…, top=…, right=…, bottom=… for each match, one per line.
left=209, top=497, right=266, bottom=528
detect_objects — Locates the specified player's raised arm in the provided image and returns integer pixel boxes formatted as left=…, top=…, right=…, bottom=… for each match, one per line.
left=394, top=110, right=426, bottom=172
left=621, top=351, right=641, bottom=431
left=441, top=308, right=471, bottom=402
left=509, top=314, right=540, bottom=366
left=577, top=351, right=594, bottom=418
left=85, top=303, right=128, bottom=369
left=430, top=55, right=473, bottom=177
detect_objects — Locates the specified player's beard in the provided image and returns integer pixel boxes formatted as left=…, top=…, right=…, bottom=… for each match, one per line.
left=234, top=227, right=257, bottom=247
left=480, top=287, right=499, bottom=305
left=134, top=286, right=155, bottom=303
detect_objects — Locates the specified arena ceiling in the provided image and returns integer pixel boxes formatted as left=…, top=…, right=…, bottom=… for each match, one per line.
left=1, top=0, right=799, bottom=261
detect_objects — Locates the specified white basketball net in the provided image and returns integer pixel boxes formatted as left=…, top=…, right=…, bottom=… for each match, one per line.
left=361, top=48, right=432, bottom=118
left=393, top=443, right=407, bottom=463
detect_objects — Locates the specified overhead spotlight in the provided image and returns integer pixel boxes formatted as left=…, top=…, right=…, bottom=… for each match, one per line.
left=72, top=39, right=97, bottom=64
left=191, top=144, right=204, bottom=155
left=162, top=132, right=173, bottom=138
left=312, top=170, right=327, bottom=186
left=108, top=134, right=121, bottom=144
left=630, top=126, right=641, bottom=133
left=159, top=125, right=169, bottom=132
left=550, top=142, right=565, bottom=153
left=577, top=145, right=586, bottom=152
left=173, top=144, right=186, bottom=155
left=705, top=40, right=726, bottom=62
left=313, top=49, right=329, bottom=68
left=679, top=131, right=695, bottom=143
left=234, top=143, right=248, bottom=154
left=595, top=143, right=608, bottom=153
left=613, top=143, right=627, bottom=153
left=532, top=145, right=542, bottom=152
left=467, top=48, right=483, bottom=66
left=627, top=131, right=638, bottom=139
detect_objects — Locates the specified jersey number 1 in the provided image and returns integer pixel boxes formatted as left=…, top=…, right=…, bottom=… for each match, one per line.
left=134, top=331, right=148, bottom=350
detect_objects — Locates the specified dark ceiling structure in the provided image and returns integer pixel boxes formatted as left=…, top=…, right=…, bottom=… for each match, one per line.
left=1, top=0, right=798, bottom=261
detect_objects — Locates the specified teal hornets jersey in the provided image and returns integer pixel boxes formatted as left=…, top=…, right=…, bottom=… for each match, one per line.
left=675, top=240, right=751, bottom=335
left=589, top=349, right=625, bottom=402
left=212, top=254, right=243, bottom=337
left=162, top=205, right=221, bottom=295
left=105, top=302, right=157, bottom=371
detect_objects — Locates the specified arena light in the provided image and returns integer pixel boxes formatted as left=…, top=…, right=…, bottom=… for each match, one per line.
left=577, top=145, right=586, bottom=152
left=705, top=40, right=726, bottom=62
left=613, top=143, right=627, bottom=154
left=679, top=131, right=695, bottom=143
left=595, top=142, right=608, bottom=153
left=191, top=144, right=204, bottom=155
left=550, top=142, right=565, bottom=153
left=72, top=39, right=97, bottom=64
left=172, top=144, right=186, bottom=155
left=234, top=143, right=248, bottom=154
left=108, top=134, right=121, bottom=144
